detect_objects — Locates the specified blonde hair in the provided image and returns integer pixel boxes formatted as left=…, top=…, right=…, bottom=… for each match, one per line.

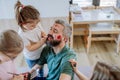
left=90, top=62, right=120, bottom=80
left=14, top=1, right=40, bottom=28
left=0, top=30, right=23, bottom=54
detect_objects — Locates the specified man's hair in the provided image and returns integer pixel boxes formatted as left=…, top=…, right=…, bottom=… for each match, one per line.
left=0, top=30, right=23, bottom=54
left=55, top=19, right=72, bottom=39
left=90, top=62, right=120, bottom=80
left=14, top=1, right=40, bottom=27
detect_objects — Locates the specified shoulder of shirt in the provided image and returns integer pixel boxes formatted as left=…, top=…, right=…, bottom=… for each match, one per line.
left=65, top=46, right=76, bottom=55
left=43, top=46, right=52, bottom=52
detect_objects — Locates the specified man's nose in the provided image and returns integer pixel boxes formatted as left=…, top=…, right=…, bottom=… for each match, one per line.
left=49, top=31, right=53, bottom=35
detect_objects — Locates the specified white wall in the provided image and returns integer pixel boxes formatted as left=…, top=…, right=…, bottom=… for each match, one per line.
left=0, top=0, right=69, bottom=19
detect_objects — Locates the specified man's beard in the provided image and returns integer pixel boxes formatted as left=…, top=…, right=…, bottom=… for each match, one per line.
left=46, top=34, right=61, bottom=47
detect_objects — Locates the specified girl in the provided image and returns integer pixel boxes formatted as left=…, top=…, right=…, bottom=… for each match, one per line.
left=69, top=59, right=120, bottom=80
left=0, top=30, right=24, bottom=80
left=14, top=1, right=47, bottom=78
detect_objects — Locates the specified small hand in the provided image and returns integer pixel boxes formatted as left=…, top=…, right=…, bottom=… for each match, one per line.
left=11, top=74, right=24, bottom=80
left=40, top=32, right=47, bottom=44
left=41, top=31, right=47, bottom=38
left=69, top=59, right=77, bottom=67
left=69, top=59, right=78, bottom=72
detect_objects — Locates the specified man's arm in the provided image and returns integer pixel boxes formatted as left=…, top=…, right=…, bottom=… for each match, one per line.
left=59, top=73, right=71, bottom=80
left=59, top=61, right=74, bottom=80
left=30, top=64, right=42, bottom=73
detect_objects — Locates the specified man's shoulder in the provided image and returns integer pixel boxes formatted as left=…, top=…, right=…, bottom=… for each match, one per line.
left=62, top=48, right=76, bottom=61
left=42, top=46, right=52, bottom=52
left=65, top=47, right=76, bottom=56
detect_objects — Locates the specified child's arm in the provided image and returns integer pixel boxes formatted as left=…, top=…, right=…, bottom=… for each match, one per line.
left=69, top=59, right=88, bottom=80
left=26, top=31, right=47, bottom=51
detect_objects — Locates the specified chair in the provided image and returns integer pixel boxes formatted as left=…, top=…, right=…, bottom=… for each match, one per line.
left=87, top=22, right=120, bottom=54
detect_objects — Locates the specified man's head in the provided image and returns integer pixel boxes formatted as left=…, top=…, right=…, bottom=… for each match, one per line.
left=46, top=19, right=72, bottom=47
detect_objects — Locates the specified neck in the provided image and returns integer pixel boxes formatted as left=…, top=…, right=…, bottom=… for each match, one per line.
left=0, top=52, right=14, bottom=63
left=53, top=42, right=65, bottom=54
left=0, top=52, right=12, bottom=63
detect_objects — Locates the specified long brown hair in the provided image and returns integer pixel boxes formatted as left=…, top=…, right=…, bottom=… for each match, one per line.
left=90, top=62, right=120, bottom=80
left=14, top=1, right=40, bottom=28
left=0, top=30, right=23, bottom=54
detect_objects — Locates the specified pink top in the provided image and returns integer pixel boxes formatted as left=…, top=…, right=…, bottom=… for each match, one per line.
left=0, top=60, right=17, bottom=80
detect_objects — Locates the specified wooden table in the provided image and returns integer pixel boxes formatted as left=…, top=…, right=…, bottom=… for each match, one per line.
left=70, top=7, right=120, bottom=48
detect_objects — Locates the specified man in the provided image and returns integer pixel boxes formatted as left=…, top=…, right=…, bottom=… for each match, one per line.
left=31, top=19, right=76, bottom=80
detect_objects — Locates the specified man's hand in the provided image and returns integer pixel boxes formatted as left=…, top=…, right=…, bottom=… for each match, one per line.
left=30, top=64, right=41, bottom=79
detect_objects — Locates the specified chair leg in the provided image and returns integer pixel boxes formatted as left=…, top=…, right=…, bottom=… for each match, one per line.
left=116, top=34, right=120, bottom=54
left=84, top=28, right=89, bottom=48
left=87, top=32, right=91, bottom=54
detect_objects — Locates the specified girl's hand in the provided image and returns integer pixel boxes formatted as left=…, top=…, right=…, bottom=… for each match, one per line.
left=11, top=72, right=31, bottom=80
left=40, top=31, right=47, bottom=44
left=69, top=59, right=78, bottom=72
left=41, top=31, right=47, bottom=38
left=11, top=74, right=24, bottom=80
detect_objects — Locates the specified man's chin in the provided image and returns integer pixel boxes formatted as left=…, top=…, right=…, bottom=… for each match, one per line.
left=46, top=41, right=61, bottom=47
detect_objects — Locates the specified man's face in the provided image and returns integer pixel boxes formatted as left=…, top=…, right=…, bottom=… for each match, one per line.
left=46, top=23, right=64, bottom=47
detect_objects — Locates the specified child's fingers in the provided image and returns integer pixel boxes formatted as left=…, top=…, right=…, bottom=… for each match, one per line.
left=12, top=74, right=24, bottom=80
left=41, top=31, right=47, bottom=36
left=41, top=31, right=47, bottom=38
left=68, top=59, right=77, bottom=68
left=69, top=59, right=75, bottom=62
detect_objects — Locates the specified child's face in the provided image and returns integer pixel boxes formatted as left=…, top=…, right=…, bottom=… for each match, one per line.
left=22, top=19, right=39, bottom=30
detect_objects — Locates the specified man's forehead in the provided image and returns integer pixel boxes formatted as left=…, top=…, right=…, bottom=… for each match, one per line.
left=53, top=23, right=64, bottom=28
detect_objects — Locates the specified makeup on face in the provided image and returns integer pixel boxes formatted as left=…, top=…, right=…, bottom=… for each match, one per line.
left=46, top=34, right=62, bottom=41
left=56, top=35, right=62, bottom=40
left=46, top=34, right=62, bottom=47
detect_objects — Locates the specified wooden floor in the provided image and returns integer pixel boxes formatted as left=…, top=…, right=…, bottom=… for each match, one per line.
left=73, top=36, right=120, bottom=67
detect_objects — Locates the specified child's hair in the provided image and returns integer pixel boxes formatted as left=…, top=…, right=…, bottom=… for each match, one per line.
left=14, top=1, right=40, bottom=28
left=90, top=62, right=120, bottom=80
left=0, top=30, right=23, bottom=54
